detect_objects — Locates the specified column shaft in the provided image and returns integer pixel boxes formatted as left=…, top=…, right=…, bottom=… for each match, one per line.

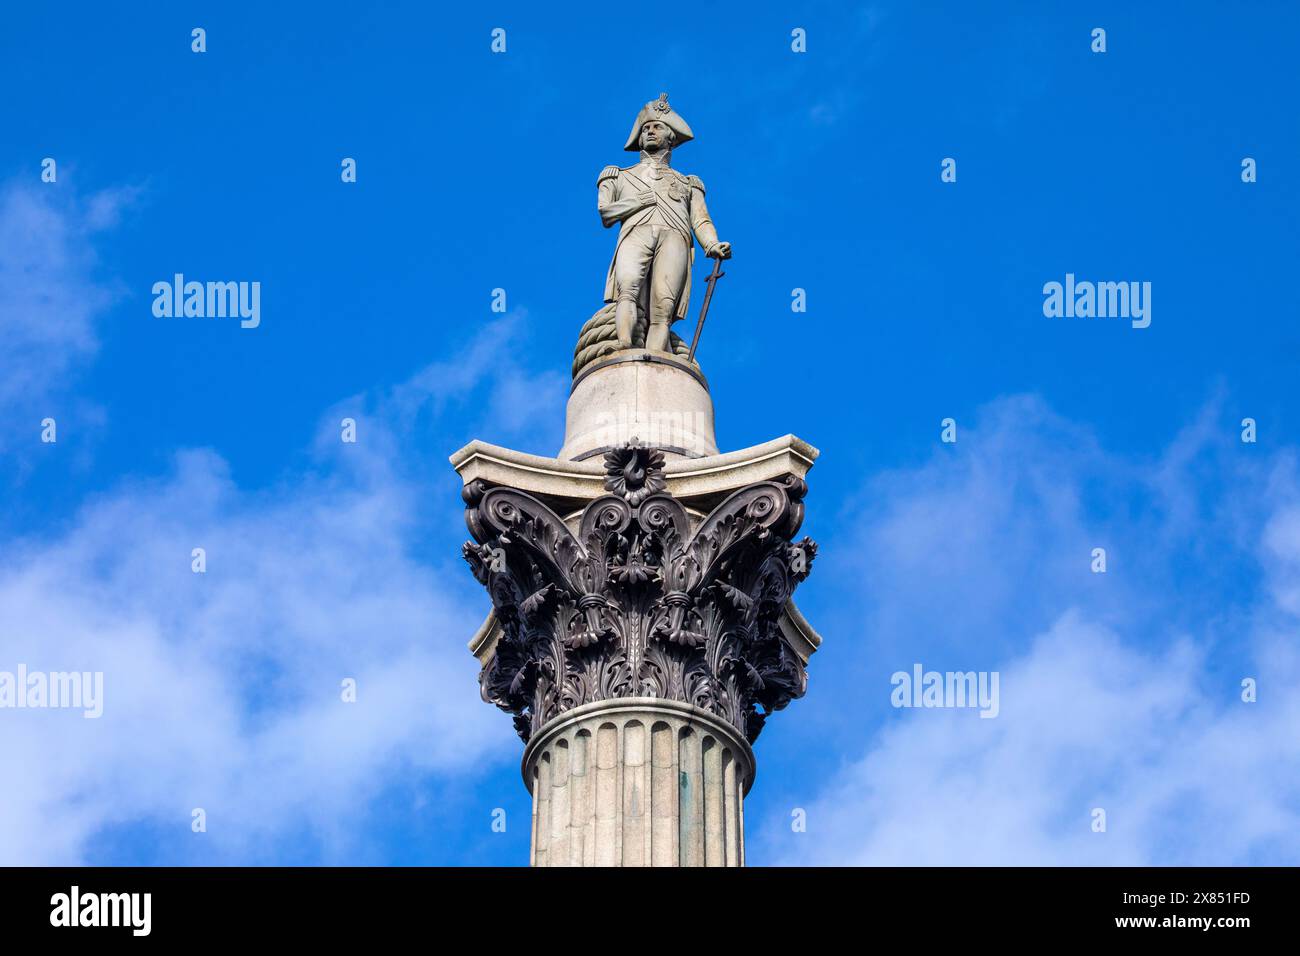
left=522, top=698, right=754, bottom=867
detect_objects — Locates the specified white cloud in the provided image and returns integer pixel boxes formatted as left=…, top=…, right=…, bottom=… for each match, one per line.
left=766, top=396, right=1300, bottom=865
left=0, top=436, right=507, bottom=863
left=778, top=611, right=1300, bottom=864
left=0, top=313, right=568, bottom=864
left=0, top=181, right=569, bottom=864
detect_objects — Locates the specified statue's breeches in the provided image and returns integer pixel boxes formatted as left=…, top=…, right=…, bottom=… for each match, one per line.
left=613, top=224, right=690, bottom=331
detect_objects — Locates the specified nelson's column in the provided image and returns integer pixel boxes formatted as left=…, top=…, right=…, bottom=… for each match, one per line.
left=450, top=94, right=822, bottom=866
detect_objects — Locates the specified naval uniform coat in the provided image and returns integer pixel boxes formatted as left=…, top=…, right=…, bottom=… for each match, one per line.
left=598, top=160, right=720, bottom=320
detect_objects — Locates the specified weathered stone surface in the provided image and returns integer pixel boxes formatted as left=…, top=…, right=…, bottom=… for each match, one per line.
left=450, top=433, right=819, bottom=516
left=558, top=349, right=719, bottom=462
left=523, top=698, right=752, bottom=867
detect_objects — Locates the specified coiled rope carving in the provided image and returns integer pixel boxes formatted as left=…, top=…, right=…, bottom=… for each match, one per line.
left=571, top=303, right=697, bottom=378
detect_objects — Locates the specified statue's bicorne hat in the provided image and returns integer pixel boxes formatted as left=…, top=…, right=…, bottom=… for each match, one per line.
left=623, top=93, right=694, bottom=151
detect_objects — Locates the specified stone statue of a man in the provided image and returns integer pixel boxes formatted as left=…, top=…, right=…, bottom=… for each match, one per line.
left=599, top=94, right=731, bottom=353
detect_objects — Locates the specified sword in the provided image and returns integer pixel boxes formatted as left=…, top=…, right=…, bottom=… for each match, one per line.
left=687, top=255, right=726, bottom=363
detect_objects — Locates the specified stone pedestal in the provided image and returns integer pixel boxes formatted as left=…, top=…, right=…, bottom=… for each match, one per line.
left=558, top=349, right=718, bottom=462
left=523, top=698, right=753, bottom=867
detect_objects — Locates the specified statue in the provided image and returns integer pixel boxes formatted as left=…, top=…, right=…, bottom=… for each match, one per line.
left=572, top=94, right=731, bottom=376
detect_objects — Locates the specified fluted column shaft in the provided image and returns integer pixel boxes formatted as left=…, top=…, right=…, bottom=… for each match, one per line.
left=522, top=698, right=754, bottom=867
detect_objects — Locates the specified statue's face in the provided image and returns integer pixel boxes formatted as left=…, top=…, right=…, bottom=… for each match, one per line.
left=639, top=121, right=674, bottom=151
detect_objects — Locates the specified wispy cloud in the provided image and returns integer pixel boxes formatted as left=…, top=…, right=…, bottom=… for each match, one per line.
left=0, top=179, right=137, bottom=450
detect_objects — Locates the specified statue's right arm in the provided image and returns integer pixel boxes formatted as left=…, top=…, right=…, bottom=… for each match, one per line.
left=597, top=168, right=647, bottom=227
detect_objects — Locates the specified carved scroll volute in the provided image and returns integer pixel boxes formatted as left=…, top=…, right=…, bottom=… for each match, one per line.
left=772, top=473, right=809, bottom=539
left=683, top=481, right=792, bottom=593
left=477, top=486, right=622, bottom=651
left=636, top=492, right=689, bottom=543
left=462, top=478, right=490, bottom=543
left=578, top=494, right=633, bottom=545
left=637, top=493, right=690, bottom=584
left=476, top=487, right=586, bottom=590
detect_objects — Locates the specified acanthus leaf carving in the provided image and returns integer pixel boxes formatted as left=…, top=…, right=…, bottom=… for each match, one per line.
left=462, top=441, right=817, bottom=743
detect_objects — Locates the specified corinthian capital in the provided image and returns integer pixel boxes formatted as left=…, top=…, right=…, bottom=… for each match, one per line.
left=462, top=440, right=818, bottom=743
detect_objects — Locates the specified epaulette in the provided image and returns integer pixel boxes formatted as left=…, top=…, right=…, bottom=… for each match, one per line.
left=597, top=165, right=621, bottom=185
left=686, top=174, right=705, bottom=193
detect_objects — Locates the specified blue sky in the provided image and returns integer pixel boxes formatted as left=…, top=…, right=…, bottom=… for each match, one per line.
left=2, top=0, right=1299, bottom=865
